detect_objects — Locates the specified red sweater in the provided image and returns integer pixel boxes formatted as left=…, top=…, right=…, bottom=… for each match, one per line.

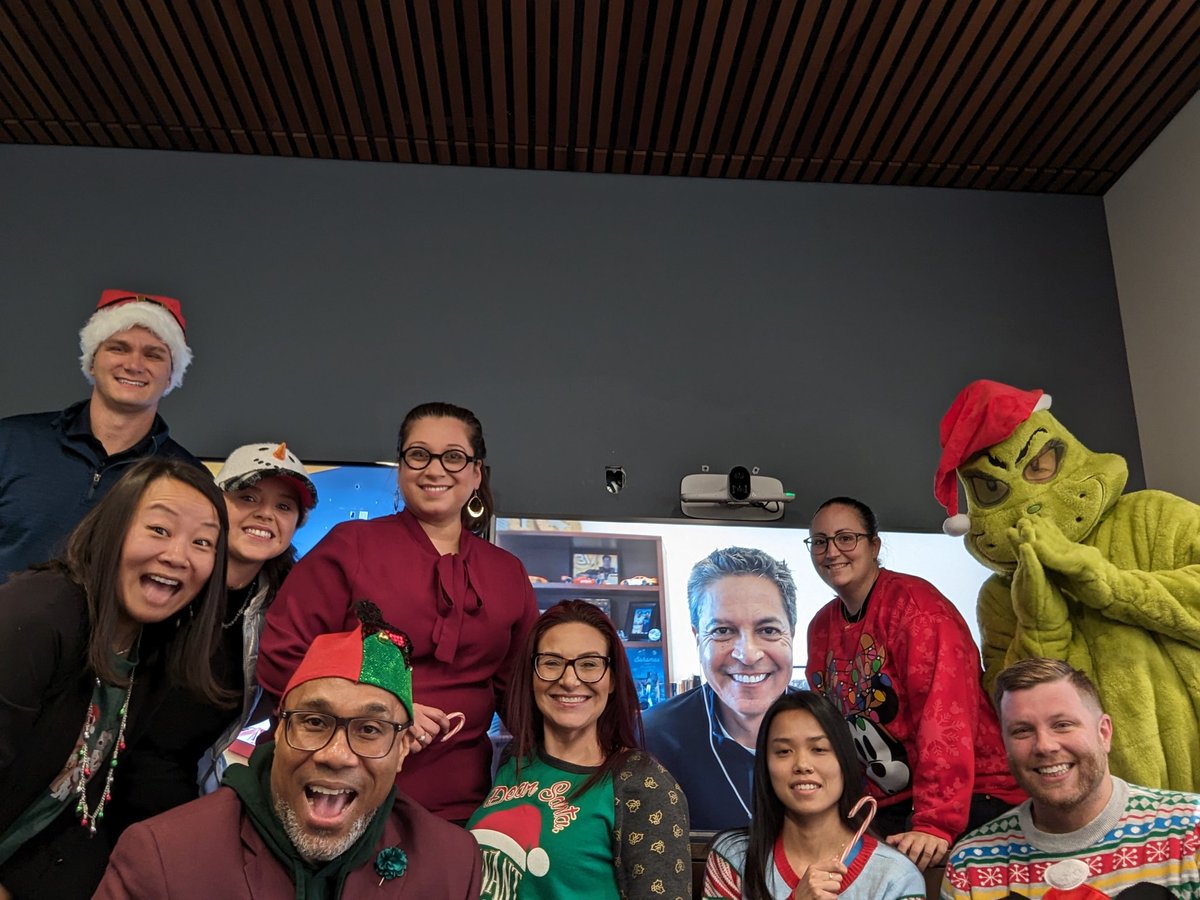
left=257, top=510, right=539, bottom=821
left=805, top=568, right=1024, bottom=843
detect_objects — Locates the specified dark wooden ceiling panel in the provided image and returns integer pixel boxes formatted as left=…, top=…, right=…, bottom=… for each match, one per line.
left=2, top=0, right=1197, bottom=195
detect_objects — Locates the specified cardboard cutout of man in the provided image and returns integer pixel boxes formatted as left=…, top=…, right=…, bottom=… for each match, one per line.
left=0, top=290, right=199, bottom=582
left=644, top=546, right=797, bottom=830
left=934, top=379, right=1200, bottom=793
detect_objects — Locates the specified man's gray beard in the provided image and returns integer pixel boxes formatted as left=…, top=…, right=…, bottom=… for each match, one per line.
left=273, top=793, right=379, bottom=863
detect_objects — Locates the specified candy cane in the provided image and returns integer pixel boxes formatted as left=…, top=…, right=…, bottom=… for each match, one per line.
left=839, top=796, right=878, bottom=865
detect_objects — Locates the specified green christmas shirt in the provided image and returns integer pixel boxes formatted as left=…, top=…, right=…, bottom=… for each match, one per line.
left=468, top=749, right=691, bottom=899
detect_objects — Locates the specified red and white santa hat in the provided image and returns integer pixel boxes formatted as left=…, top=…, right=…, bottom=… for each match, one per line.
left=79, top=289, right=192, bottom=395
left=470, top=806, right=550, bottom=877
left=934, top=379, right=1052, bottom=536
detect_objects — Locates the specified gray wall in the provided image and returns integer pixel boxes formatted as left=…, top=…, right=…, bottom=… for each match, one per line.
left=0, top=144, right=1142, bottom=530
left=1106, top=91, right=1200, bottom=503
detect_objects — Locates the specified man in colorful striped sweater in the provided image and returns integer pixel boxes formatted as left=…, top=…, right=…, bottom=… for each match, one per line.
left=942, top=658, right=1199, bottom=899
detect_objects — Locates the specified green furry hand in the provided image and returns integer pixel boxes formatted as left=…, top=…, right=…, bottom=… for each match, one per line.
left=1008, top=524, right=1067, bottom=626
left=1013, top=515, right=1102, bottom=582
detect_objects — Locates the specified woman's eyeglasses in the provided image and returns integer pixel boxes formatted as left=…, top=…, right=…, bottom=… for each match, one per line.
left=532, top=653, right=611, bottom=683
left=399, top=446, right=477, bottom=472
left=803, top=532, right=871, bottom=554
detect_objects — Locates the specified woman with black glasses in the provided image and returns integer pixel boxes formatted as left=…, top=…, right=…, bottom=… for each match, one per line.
left=803, top=497, right=1023, bottom=874
left=468, top=599, right=692, bottom=899
left=257, top=402, right=538, bottom=822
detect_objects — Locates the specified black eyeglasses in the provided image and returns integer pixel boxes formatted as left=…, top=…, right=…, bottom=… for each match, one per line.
left=804, top=532, right=872, bottom=554
left=399, top=446, right=478, bottom=473
left=280, top=710, right=411, bottom=758
left=533, top=654, right=611, bottom=683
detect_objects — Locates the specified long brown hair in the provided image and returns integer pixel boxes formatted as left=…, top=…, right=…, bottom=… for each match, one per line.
left=397, top=401, right=493, bottom=536
left=741, top=692, right=869, bottom=900
left=58, top=457, right=232, bottom=704
left=504, top=599, right=644, bottom=796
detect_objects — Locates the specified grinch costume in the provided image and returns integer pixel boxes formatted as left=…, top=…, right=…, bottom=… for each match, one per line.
left=934, top=380, right=1200, bottom=793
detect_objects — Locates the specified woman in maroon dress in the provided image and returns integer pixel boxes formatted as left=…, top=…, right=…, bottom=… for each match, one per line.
left=256, top=402, right=538, bottom=821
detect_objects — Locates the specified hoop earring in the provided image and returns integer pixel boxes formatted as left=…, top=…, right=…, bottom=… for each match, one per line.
left=466, top=490, right=485, bottom=519
left=393, top=487, right=402, bottom=514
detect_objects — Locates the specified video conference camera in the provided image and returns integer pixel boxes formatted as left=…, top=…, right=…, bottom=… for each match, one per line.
left=679, top=467, right=795, bottom=521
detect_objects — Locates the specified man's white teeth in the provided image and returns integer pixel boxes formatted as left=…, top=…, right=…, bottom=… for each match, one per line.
left=730, top=673, right=768, bottom=684
left=1037, top=763, right=1071, bottom=775
left=309, top=785, right=352, bottom=795
left=116, top=378, right=147, bottom=386
left=147, top=574, right=180, bottom=587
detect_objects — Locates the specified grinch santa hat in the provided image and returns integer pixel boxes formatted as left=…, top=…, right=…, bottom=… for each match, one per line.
left=470, top=806, right=550, bottom=878
left=79, top=289, right=193, bottom=395
left=934, top=379, right=1052, bottom=537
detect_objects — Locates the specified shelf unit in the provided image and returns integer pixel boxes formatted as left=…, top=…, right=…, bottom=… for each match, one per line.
left=496, top=528, right=671, bottom=706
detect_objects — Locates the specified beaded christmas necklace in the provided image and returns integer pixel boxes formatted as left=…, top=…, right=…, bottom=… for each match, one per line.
left=75, top=671, right=135, bottom=834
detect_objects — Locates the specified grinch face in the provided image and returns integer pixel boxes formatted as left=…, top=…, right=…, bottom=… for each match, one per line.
left=957, top=410, right=1128, bottom=573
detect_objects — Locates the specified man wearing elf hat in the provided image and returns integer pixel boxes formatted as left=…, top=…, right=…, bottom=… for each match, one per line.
left=96, top=601, right=483, bottom=898
left=0, top=289, right=200, bottom=583
left=934, top=379, right=1200, bottom=794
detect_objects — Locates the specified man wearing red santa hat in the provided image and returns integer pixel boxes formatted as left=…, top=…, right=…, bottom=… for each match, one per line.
left=0, top=289, right=200, bottom=582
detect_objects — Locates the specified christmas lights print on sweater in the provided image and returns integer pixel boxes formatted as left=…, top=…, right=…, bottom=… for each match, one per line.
left=811, top=630, right=912, bottom=798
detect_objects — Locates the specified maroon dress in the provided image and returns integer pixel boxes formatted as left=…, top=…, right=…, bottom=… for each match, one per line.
left=257, top=510, right=538, bottom=821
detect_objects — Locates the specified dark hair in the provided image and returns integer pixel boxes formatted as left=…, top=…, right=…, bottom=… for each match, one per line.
left=58, top=458, right=233, bottom=704
left=397, top=401, right=492, bottom=536
left=686, top=547, right=798, bottom=632
left=812, top=496, right=880, bottom=537
left=504, top=599, right=644, bottom=796
left=257, top=547, right=296, bottom=599
left=993, top=657, right=1103, bottom=713
left=741, top=691, right=868, bottom=900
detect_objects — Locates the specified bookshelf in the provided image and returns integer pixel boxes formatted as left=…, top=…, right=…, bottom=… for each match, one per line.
left=495, top=528, right=671, bottom=707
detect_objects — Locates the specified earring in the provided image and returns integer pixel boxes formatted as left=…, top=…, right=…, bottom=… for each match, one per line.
left=394, top=487, right=402, bottom=514
left=465, top=490, right=485, bottom=519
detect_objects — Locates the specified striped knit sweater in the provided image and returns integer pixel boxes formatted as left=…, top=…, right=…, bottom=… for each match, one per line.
left=941, top=778, right=1200, bottom=899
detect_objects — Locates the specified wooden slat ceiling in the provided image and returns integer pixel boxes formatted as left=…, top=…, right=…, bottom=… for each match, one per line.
left=2, top=1, right=1198, bottom=195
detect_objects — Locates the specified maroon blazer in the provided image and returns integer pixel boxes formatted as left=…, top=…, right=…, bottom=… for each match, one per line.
left=95, top=787, right=482, bottom=899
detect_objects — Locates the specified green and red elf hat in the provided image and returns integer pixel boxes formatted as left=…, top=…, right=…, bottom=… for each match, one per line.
left=282, top=600, right=414, bottom=720
left=934, top=379, right=1052, bottom=536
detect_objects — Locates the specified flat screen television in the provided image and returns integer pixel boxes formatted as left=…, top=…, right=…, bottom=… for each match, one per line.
left=494, top=514, right=991, bottom=693
left=290, top=462, right=399, bottom=557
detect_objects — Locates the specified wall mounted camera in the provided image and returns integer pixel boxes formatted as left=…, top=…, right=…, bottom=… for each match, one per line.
left=679, top=466, right=795, bottom=521
left=728, top=465, right=752, bottom=501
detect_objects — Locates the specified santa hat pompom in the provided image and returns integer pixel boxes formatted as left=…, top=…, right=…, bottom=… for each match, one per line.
left=942, top=513, right=971, bottom=537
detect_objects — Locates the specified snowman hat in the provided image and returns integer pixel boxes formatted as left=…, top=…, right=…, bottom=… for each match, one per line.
left=934, top=379, right=1052, bottom=536
left=215, top=442, right=318, bottom=511
left=470, top=806, right=550, bottom=877
left=79, top=289, right=192, bottom=395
